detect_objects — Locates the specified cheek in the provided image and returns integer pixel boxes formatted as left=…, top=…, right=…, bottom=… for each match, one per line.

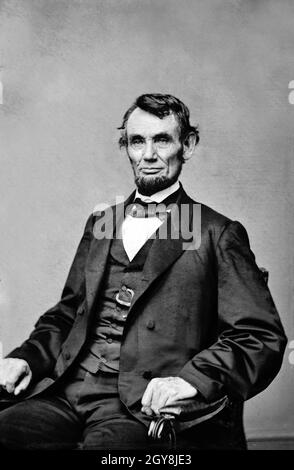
left=164, top=151, right=181, bottom=169
left=127, top=149, right=141, bottom=165
left=162, top=144, right=182, bottom=162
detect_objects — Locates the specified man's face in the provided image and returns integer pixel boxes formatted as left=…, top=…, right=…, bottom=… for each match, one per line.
left=125, top=108, right=184, bottom=195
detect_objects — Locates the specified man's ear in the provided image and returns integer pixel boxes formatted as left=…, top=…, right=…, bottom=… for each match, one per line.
left=119, top=142, right=130, bottom=161
left=182, top=132, right=197, bottom=161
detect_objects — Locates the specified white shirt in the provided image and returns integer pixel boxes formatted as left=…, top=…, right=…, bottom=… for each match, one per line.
left=119, top=181, right=180, bottom=261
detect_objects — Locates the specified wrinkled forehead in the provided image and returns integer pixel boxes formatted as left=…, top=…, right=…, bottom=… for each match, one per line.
left=126, top=107, right=180, bottom=138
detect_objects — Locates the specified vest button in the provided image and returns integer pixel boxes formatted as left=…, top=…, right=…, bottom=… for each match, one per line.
left=142, top=370, right=152, bottom=380
left=64, top=352, right=71, bottom=360
left=146, top=320, right=155, bottom=330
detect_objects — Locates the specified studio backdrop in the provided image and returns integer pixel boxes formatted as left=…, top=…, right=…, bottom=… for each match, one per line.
left=0, top=0, right=293, bottom=446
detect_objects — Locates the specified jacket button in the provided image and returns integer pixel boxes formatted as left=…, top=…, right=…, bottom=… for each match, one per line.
left=78, top=309, right=84, bottom=316
left=142, top=370, right=152, bottom=380
left=107, top=338, right=113, bottom=344
left=64, top=352, right=71, bottom=361
left=146, top=320, right=155, bottom=330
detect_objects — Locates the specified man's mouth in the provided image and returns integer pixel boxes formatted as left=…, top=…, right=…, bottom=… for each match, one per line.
left=140, top=168, right=163, bottom=174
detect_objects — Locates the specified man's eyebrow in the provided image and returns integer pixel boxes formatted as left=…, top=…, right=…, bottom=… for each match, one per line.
left=153, top=132, right=173, bottom=139
left=128, top=132, right=173, bottom=141
left=128, top=134, right=145, bottom=140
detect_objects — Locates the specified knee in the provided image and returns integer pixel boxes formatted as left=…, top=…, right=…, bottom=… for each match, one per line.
left=0, top=406, right=17, bottom=448
left=82, top=421, right=150, bottom=450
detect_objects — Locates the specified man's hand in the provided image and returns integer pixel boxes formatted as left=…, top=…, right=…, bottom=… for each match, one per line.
left=141, top=376, right=197, bottom=416
left=0, top=358, right=32, bottom=396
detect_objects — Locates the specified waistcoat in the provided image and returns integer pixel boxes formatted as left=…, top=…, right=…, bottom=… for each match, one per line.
left=78, top=235, right=154, bottom=373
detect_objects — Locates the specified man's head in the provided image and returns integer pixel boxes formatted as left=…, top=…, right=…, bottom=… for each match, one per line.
left=118, top=94, right=199, bottom=196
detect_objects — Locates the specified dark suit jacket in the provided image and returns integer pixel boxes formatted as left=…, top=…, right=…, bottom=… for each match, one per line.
left=6, top=186, right=287, bottom=447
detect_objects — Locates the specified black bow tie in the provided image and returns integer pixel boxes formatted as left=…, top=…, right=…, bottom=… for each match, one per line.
left=126, top=198, right=168, bottom=219
left=134, top=197, right=157, bottom=207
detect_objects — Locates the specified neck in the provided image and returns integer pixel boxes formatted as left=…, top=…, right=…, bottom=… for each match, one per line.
left=135, top=181, right=181, bottom=203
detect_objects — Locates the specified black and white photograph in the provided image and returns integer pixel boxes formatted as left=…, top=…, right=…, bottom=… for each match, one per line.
left=0, top=0, right=293, bottom=458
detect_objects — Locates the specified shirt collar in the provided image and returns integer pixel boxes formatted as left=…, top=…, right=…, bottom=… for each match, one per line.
left=135, top=181, right=180, bottom=204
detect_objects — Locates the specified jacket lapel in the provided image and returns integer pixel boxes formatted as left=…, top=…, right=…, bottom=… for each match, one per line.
left=127, top=188, right=196, bottom=317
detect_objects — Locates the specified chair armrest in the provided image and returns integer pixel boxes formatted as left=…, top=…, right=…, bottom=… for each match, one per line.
left=148, top=395, right=229, bottom=442
left=158, top=395, right=228, bottom=423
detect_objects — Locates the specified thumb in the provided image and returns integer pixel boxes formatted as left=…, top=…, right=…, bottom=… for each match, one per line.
left=14, top=370, right=32, bottom=396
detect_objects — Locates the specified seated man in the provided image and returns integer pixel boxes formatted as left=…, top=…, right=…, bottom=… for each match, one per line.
left=0, top=93, right=287, bottom=450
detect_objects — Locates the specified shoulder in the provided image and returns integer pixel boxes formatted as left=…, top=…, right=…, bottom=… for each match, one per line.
left=198, top=202, right=231, bottom=229
left=184, top=192, right=231, bottom=238
left=181, top=188, right=231, bottom=227
left=184, top=191, right=249, bottom=249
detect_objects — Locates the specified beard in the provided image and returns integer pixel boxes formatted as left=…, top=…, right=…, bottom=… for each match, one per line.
left=134, top=169, right=182, bottom=196
left=131, top=148, right=184, bottom=196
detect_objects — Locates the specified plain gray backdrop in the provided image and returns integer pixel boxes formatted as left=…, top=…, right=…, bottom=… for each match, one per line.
left=0, top=0, right=293, bottom=443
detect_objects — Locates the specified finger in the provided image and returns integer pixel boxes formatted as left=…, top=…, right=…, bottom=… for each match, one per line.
left=3, top=362, right=29, bottom=393
left=148, top=388, right=162, bottom=414
left=162, top=393, right=180, bottom=407
left=141, top=405, right=153, bottom=416
left=14, top=372, right=32, bottom=396
left=141, top=379, right=157, bottom=407
left=4, top=370, right=24, bottom=392
left=4, top=382, right=15, bottom=394
left=151, top=387, right=177, bottom=414
left=149, top=382, right=172, bottom=414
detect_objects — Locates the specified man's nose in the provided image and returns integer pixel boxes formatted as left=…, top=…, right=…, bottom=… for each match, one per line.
left=143, top=140, right=157, bottom=160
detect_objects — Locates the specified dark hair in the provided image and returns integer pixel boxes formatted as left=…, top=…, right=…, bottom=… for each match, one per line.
left=118, top=93, right=199, bottom=148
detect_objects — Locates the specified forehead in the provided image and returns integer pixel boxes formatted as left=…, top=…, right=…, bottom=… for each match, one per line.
left=126, top=108, right=180, bottom=137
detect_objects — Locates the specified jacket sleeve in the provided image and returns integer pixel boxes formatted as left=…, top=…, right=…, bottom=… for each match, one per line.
left=179, top=220, right=287, bottom=402
left=6, top=214, right=94, bottom=382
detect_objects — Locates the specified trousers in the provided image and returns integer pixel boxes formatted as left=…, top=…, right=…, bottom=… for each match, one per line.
left=0, top=364, right=246, bottom=450
left=0, top=365, right=160, bottom=450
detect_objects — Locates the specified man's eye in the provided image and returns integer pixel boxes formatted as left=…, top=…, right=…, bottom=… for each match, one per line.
left=130, top=138, right=144, bottom=146
left=156, top=137, right=170, bottom=146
